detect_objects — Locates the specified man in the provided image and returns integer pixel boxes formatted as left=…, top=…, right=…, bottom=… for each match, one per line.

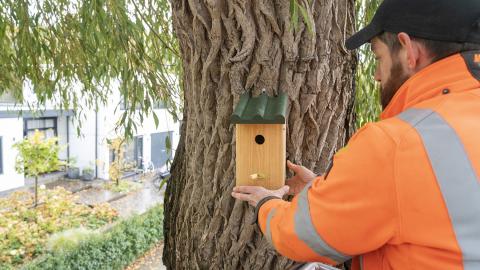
left=231, top=0, right=480, bottom=269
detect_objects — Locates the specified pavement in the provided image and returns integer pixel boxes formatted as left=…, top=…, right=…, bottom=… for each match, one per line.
left=125, top=242, right=166, bottom=270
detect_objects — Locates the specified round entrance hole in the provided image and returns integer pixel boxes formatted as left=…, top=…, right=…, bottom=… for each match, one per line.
left=255, top=135, right=265, bottom=145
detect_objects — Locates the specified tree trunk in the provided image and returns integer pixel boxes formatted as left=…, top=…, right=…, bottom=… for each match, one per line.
left=164, top=0, right=357, bottom=269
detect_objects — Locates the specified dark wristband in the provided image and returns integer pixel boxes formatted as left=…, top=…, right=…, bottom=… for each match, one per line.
left=251, top=196, right=282, bottom=225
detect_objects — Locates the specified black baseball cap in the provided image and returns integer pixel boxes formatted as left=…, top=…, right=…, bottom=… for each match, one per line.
left=346, top=0, right=480, bottom=50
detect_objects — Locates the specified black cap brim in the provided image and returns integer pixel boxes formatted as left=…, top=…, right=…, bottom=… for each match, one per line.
left=346, top=23, right=383, bottom=50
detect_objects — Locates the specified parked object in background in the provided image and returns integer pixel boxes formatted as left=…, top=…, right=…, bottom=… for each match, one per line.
left=154, top=170, right=171, bottom=190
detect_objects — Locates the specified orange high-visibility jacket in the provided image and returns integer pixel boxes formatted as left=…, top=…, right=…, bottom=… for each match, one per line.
left=258, top=51, right=480, bottom=270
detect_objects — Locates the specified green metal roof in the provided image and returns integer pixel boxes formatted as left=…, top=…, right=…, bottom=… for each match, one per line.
left=230, top=92, right=288, bottom=124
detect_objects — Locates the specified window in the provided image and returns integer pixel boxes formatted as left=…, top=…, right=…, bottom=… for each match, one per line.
left=0, top=91, right=16, bottom=104
left=0, top=137, right=3, bottom=175
left=110, top=136, right=143, bottom=173
left=120, top=100, right=167, bottom=110
left=24, top=117, right=58, bottom=139
left=153, top=101, right=166, bottom=109
left=151, top=131, right=173, bottom=170
left=134, top=136, right=143, bottom=169
left=123, top=139, right=136, bottom=171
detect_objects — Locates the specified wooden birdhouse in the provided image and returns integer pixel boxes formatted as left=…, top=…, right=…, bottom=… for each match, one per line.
left=231, top=91, right=288, bottom=190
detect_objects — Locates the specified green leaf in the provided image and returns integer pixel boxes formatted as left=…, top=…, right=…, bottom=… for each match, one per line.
left=0, top=0, right=182, bottom=139
left=152, top=111, right=159, bottom=127
left=296, top=2, right=314, bottom=35
left=290, top=0, right=299, bottom=31
left=165, top=135, right=171, bottom=152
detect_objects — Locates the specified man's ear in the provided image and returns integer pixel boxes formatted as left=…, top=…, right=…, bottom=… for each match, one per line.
left=397, top=32, right=420, bottom=71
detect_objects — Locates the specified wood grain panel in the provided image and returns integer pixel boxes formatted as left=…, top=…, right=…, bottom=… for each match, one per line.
left=235, top=124, right=286, bottom=189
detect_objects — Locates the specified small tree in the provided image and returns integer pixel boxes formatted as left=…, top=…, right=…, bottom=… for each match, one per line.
left=13, top=130, right=63, bottom=207
left=107, top=137, right=125, bottom=186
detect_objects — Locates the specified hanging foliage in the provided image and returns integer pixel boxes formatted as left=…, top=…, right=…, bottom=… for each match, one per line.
left=0, top=0, right=181, bottom=138
left=354, top=0, right=382, bottom=128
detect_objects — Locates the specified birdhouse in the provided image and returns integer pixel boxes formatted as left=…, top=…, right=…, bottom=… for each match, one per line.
left=231, top=91, right=288, bottom=190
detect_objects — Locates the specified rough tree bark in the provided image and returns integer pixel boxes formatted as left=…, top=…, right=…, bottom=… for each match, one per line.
left=164, top=0, right=356, bottom=269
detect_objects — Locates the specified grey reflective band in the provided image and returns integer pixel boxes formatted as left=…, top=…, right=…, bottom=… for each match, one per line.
left=294, top=183, right=351, bottom=263
left=399, top=108, right=480, bottom=270
left=359, top=255, right=364, bottom=270
left=461, top=51, right=480, bottom=81
left=265, top=208, right=277, bottom=246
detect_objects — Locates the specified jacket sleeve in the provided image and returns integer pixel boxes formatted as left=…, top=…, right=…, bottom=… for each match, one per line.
left=257, top=123, right=398, bottom=264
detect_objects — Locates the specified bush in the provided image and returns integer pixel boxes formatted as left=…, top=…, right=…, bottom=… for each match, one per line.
left=103, top=181, right=141, bottom=193
left=21, top=204, right=164, bottom=270
left=47, top=228, right=98, bottom=253
left=0, top=187, right=117, bottom=268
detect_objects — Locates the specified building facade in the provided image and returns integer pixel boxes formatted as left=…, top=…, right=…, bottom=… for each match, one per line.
left=0, top=90, right=179, bottom=192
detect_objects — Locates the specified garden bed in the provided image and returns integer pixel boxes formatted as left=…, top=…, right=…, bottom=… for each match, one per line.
left=0, top=187, right=118, bottom=269
left=20, top=204, right=164, bottom=270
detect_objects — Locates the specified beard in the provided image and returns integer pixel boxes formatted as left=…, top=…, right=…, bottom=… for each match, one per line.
left=381, top=58, right=411, bottom=109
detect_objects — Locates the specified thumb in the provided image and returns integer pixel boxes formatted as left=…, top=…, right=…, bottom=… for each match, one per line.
left=274, top=185, right=290, bottom=197
left=287, top=160, right=300, bottom=172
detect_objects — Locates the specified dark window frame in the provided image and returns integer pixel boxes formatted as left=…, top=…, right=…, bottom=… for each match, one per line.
left=120, top=100, right=167, bottom=111
left=134, top=136, right=144, bottom=169
left=23, top=117, right=58, bottom=138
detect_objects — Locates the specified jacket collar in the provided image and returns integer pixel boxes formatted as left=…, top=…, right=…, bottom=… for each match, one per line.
left=380, top=52, right=480, bottom=120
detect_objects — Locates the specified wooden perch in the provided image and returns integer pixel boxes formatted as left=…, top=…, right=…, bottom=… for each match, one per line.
left=250, top=173, right=266, bottom=180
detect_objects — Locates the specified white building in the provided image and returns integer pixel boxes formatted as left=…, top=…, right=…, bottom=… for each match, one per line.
left=0, top=89, right=180, bottom=192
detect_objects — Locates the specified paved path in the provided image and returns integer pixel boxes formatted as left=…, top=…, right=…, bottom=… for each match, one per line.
left=109, top=179, right=164, bottom=218
left=125, top=242, right=166, bottom=270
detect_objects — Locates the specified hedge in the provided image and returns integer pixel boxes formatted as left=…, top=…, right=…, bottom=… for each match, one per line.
left=21, top=204, right=164, bottom=270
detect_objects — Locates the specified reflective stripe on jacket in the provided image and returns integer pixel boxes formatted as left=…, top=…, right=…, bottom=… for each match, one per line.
left=258, top=51, right=480, bottom=270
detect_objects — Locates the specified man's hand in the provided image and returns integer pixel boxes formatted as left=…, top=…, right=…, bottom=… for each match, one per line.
left=286, top=160, right=317, bottom=195
left=231, top=185, right=289, bottom=207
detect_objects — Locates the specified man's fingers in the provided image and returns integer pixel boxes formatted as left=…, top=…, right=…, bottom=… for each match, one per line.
left=285, top=176, right=296, bottom=184
left=231, top=191, right=251, bottom=202
left=233, top=185, right=264, bottom=194
left=287, top=160, right=302, bottom=173
left=285, top=182, right=297, bottom=195
left=286, top=160, right=297, bottom=170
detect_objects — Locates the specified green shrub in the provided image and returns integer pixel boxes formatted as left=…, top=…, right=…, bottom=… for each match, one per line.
left=103, top=181, right=141, bottom=194
left=21, top=204, right=164, bottom=270
left=0, top=188, right=117, bottom=268
left=46, top=228, right=98, bottom=253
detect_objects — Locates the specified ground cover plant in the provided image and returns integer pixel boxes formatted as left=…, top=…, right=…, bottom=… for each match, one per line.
left=21, top=204, right=164, bottom=270
left=0, top=187, right=117, bottom=268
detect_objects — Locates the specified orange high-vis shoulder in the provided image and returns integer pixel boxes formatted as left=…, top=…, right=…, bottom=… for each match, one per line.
left=258, top=51, right=480, bottom=269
